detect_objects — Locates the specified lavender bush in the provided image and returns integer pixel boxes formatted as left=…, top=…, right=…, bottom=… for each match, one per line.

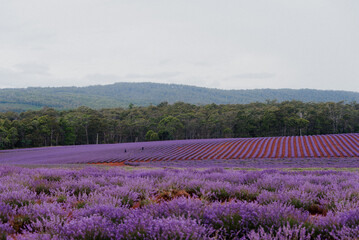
left=0, top=166, right=359, bottom=239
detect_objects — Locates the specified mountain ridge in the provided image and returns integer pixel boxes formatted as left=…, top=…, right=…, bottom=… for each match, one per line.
left=1, top=82, right=358, bottom=112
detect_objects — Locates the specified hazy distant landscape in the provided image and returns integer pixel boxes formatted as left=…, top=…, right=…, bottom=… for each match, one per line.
left=1, top=0, right=359, bottom=239
left=1, top=82, right=359, bottom=112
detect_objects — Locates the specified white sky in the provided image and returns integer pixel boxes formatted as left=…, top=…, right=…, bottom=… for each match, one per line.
left=0, top=0, right=358, bottom=91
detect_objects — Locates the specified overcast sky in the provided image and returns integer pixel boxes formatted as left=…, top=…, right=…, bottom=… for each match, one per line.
left=0, top=0, right=358, bottom=91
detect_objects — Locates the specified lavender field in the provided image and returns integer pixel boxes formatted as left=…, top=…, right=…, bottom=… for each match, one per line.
left=1, top=134, right=359, bottom=166
left=1, top=134, right=359, bottom=239
left=0, top=166, right=359, bottom=239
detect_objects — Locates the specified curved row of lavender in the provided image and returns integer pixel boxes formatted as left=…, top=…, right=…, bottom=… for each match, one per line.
left=139, top=157, right=359, bottom=168
left=1, top=166, right=359, bottom=239
left=1, top=133, right=359, bottom=165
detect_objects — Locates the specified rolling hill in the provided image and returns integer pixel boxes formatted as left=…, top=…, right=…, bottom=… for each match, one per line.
left=1, top=82, right=359, bottom=112
left=1, top=133, right=358, bottom=165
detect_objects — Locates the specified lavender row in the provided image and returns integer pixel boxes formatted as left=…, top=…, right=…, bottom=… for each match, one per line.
left=137, top=157, right=359, bottom=168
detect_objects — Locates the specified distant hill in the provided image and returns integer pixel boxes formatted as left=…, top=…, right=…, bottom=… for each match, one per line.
left=0, top=82, right=359, bottom=112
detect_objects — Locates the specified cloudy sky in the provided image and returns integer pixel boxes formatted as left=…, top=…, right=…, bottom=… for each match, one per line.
left=0, top=0, right=358, bottom=91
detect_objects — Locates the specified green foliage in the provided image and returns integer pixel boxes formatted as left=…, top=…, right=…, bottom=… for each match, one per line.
left=211, top=188, right=232, bottom=201
left=75, top=201, right=87, bottom=209
left=73, top=186, right=92, bottom=197
left=4, top=199, right=30, bottom=208
left=145, top=130, right=159, bottom=141
left=0, top=233, right=6, bottom=240
left=56, top=195, right=67, bottom=203
left=40, top=175, right=61, bottom=182
left=121, top=195, right=134, bottom=207
left=234, top=189, right=259, bottom=202
left=158, top=116, right=184, bottom=140
left=0, top=100, right=359, bottom=149
left=34, top=184, right=51, bottom=195
left=11, top=215, right=31, bottom=233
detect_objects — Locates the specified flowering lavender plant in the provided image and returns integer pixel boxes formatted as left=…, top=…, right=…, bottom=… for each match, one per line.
left=0, top=166, right=358, bottom=239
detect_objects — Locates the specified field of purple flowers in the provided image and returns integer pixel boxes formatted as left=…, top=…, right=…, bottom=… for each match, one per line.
left=2, top=134, right=359, bottom=165
left=1, top=166, right=359, bottom=239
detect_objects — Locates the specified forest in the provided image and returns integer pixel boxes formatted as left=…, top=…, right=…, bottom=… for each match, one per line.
left=0, top=100, right=359, bottom=150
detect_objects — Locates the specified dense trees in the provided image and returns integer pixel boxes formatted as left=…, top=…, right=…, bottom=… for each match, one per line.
left=0, top=101, right=358, bottom=150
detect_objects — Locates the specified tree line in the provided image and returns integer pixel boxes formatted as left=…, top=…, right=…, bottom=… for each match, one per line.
left=0, top=101, right=358, bottom=150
